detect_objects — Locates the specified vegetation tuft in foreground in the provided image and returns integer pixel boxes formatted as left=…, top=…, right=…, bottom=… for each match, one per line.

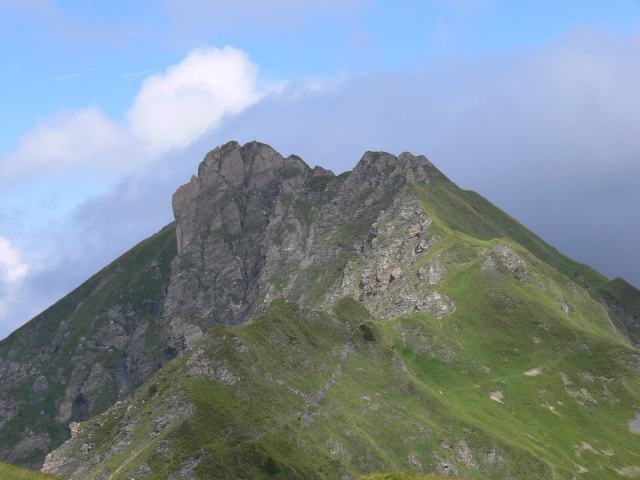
left=0, top=462, right=63, bottom=479
left=358, top=474, right=470, bottom=480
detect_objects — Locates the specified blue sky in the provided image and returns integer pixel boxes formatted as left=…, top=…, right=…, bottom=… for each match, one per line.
left=1, top=0, right=639, bottom=339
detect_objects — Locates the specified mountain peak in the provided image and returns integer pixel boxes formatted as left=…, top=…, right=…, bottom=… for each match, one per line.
left=3, top=142, right=640, bottom=475
left=196, top=141, right=287, bottom=187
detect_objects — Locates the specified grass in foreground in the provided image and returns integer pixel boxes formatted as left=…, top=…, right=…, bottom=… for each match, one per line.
left=0, top=462, right=63, bottom=479
left=358, top=473, right=469, bottom=480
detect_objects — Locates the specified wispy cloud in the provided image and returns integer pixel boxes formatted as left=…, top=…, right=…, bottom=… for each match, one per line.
left=121, top=69, right=153, bottom=79
left=48, top=71, right=85, bottom=81
left=2, top=46, right=264, bottom=178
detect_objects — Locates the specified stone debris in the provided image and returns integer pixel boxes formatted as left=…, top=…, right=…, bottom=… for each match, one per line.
left=542, top=402, right=562, bottom=415
left=407, top=454, right=422, bottom=469
left=490, top=391, right=504, bottom=403
left=629, top=413, right=640, bottom=434
left=89, top=418, right=107, bottom=428
left=491, top=244, right=526, bottom=273
left=41, top=451, right=65, bottom=475
left=555, top=298, right=570, bottom=314
left=481, top=244, right=528, bottom=278
left=480, top=256, right=498, bottom=272
left=614, top=466, right=640, bottom=476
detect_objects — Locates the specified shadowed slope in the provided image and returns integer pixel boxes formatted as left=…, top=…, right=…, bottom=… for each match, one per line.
left=0, top=224, right=177, bottom=467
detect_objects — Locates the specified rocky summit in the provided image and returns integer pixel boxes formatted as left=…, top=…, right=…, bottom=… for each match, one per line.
left=1, top=141, right=639, bottom=479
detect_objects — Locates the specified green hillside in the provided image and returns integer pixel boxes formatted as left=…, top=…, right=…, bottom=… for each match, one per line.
left=48, top=181, right=640, bottom=478
left=358, top=474, right=470, bottom=480
left=410, top=182, right=609, bottom=289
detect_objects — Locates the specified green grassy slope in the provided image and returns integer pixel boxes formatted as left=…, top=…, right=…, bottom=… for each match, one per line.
left=53, top=272, right=640, bottom=479
left=0, top=224, right=177, bottom=467
left=0, top=462, right=62, bottom=479
left=390, top=257, right=639, bottom=478
left=358, top=474, right=469, bottom=480
left=410, top=183, right=609, bottom=289
left=410, top=179, right=640, bottom=348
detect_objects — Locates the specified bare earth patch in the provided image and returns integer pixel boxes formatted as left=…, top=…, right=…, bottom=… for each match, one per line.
left=629, top=413, right=640, bottom=434
left=541, top=402, right=562, bottom=416
left=574, top=442, right=599, bottom=457
left=614, top=466, right=640, bottom=477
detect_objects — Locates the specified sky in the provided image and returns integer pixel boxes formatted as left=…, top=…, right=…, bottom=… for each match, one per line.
left=1, top=0, right=639, bottom=340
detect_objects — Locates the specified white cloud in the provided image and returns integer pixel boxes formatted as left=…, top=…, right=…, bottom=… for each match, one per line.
left=127, top=46, right=260, bottom=154
left=0, top=237, right=29, bottom=283
left=121, top=69, right=153, bottom=78
left=0, top=46, right=262, bottom=178
left=0, top=236, right=30, bottom=321
left=0, top=44, right=264, bottom=335
left=1, top=106, right=132, bottom=177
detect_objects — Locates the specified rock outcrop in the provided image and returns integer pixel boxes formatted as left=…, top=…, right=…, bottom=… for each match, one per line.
left=159, top=142, right=453, bottom=360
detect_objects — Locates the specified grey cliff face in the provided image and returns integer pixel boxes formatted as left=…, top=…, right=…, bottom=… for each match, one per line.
left=166, top=141, right=307, bottom=330
left=160, top=142, right=451, bottom=361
